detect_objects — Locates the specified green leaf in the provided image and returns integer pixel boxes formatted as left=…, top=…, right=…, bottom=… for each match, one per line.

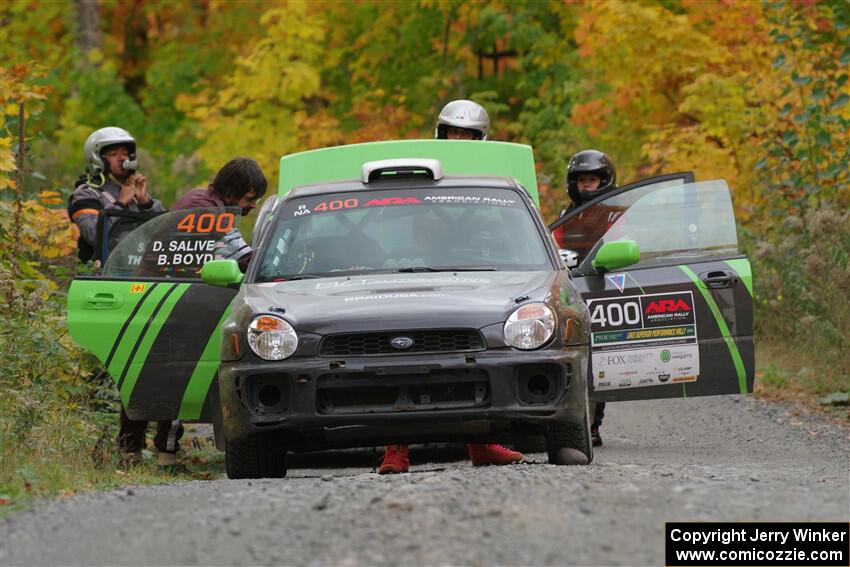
left=836, top=75, right=848, bottom=89
left=774, top=33, right=790, bottom=44
left=772, top=53, right=786, bottom=68
left=791, top=73, right=812, bottom=86
left=830, top=94, right=850, bottom=109
left=811, top=88, right=825, bottom=100
left=815, top=131, right=830, bottom=146
left=841, top=48, right=850, bottom=67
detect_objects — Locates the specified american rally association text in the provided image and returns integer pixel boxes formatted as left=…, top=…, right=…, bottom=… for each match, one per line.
left=670, top=527, right=848, bottom=547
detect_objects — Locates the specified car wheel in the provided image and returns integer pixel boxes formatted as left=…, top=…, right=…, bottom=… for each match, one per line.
left=225, top=433, right=287, bottom=479
left=546, top=393, right=593, bottom=465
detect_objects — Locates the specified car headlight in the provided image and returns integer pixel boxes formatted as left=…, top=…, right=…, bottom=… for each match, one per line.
left=504, top=303, right=556, bottom=350
left=247, top=315, right=298, bottom=360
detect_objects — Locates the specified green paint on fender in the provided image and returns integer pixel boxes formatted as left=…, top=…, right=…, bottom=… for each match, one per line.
left=178, top=299, right=236, bottom=420
left=279, top=140, right=539, bottom=206
left=119, top=283, right=190, bottom=403
left=724, top=258, right=753, bottom=297
left=679, top=265, right=747, bottom=395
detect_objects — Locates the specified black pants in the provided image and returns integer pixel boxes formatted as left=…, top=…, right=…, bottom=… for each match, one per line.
left=592, top=402, right=606, bottom=428
left=117, top=406, right=183, bottom=454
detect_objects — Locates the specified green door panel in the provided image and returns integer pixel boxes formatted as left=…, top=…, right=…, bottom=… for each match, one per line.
left=279, top=140, right=539, bottom=206
left=576, top=260, right=755, bottom=402
left=68, top=279, right=236, bottom=422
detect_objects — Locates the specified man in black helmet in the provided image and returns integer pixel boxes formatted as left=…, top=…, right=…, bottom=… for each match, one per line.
left=562, top=149, right=618, bottom=447
left=561, top=149, right=617, bottom=216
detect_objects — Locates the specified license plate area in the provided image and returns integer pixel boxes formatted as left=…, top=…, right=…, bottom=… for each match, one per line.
left=316, top=369, right=490, bottom=415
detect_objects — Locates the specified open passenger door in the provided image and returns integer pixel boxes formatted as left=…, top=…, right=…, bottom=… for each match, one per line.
left=67, top=208, right=242, bottom=421
left=550, top=175, right=754, bottom=402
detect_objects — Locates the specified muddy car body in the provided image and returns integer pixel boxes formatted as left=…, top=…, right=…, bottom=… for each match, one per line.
left=67, top=141, right=754, bottom=479
left=211, top=168, right=594, bottom=477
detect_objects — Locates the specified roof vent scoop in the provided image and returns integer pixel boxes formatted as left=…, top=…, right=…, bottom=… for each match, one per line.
left=361, top=158, right=444, bottom=183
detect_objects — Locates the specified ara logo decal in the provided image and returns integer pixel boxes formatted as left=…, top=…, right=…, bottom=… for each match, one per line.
left=606, top=273, right=626, bottom=293
left=363, top=197, right=422, bottom=207
left=129, top=283, right=146, bottom=293
left=644, top=299, right=691, bottom=314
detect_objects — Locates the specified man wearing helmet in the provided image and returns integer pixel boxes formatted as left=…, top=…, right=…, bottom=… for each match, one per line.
left=562, top=149, right=619, bottom=447
left=562, top=149, right=617, bottom=215
left=68, top=127, right=166, bottom=262
left=68, top=127, right=179, bottom=469
left=434, top=99, right=490, bottom=141
left=377, top=100, right=524, bottom=475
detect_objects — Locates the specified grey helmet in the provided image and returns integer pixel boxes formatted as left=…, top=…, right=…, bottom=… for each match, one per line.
left=84, top=127, right=137, bottom=177
left=435, top=99, right=490, bottom=140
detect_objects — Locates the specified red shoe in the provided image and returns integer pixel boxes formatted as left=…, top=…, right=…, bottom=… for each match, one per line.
left=468, top=443, right=523, bottom=466
left=378, top=445, right=409, bottom=474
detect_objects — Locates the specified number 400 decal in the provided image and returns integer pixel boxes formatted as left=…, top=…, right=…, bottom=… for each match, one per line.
left=176, top=212, right=235, bottom=233
left=590, top=300, right=641, bottom=328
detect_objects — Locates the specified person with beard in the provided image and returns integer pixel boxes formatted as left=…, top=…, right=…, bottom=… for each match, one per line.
left=171, top=157, right=267, bottom=272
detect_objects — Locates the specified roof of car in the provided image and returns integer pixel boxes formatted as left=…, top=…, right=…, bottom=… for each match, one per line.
left=278, top=140, right=539, bottom=206
left=285, top=175, right=528, bottom=200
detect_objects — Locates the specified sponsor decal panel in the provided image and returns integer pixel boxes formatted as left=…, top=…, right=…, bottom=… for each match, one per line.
left=587, top=291, right=700, bottom=391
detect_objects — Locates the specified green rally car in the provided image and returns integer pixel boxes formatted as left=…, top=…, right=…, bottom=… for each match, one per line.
left=67, top=140, right=754, bottom=478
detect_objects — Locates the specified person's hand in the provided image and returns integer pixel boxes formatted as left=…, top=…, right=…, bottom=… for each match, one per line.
left=133, top=174, right=150, bottom=205
left=118, top=178, right=137, bottom=206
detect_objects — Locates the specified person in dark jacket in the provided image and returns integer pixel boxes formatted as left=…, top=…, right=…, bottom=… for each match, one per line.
left=68, top=127, right=166, bottom=262
left=171, top=157, right=267, bottom=272
left=562, top=149, right=619, bottom=447
left=560, top=149, right=617, bottom=217
left=68, top=127, right=180, bottom=469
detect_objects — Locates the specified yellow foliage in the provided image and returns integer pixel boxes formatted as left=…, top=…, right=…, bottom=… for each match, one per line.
left=181, top=2, right=332, bottom=182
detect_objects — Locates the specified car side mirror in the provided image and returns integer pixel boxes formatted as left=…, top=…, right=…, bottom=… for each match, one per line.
left=558, top=249, right=579, bottom=268
left=201, top=259, right=243, bottom=288
left=592, top=240, right=640, bottom=274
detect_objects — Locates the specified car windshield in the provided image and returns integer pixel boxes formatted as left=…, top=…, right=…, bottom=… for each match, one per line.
left=254, top=186, right=551, bottom=281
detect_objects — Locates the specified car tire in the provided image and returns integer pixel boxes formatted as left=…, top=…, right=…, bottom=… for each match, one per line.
left=225, top=433, right=287, bottom=479
left=546, top=394, right=593, bottom=466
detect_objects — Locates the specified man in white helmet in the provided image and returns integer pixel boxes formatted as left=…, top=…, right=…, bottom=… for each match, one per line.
left=68, top=128, right=180, bottom=470
left=434, top=99, right=490, bottom=141
left=377, top=100, right=524, bottom=475
left=68, top=127, right=166, bottom=263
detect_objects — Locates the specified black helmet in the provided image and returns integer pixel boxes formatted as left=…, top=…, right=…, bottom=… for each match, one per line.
left=566, top=149, right=616, bottom=205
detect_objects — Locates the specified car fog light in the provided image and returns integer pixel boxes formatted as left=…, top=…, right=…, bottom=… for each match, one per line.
left=504, top=303, right=555, bottom=350
left=247, top=315, right=298, bottom=360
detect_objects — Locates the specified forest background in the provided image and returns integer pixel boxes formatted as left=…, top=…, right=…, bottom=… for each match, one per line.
left=1, top=0, right=848, bottom=508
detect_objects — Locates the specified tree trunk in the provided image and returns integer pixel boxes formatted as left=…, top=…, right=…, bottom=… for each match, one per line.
left=75, top=0, right=101, bottom=64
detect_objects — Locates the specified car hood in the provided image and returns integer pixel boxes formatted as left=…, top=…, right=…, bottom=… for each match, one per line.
left=241, top=271, right=556, bottom=334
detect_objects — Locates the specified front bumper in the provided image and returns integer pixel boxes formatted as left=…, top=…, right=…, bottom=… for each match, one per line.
left=219, top=347, right=587, bottom=448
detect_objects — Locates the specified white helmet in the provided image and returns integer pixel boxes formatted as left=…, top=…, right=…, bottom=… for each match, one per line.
left=435, top=100, right=490, bottom=140
left=84, top=127, right=137, bottom=177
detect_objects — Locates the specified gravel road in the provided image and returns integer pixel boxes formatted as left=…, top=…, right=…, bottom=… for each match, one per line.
left=2, top=395, right=848, bottom=566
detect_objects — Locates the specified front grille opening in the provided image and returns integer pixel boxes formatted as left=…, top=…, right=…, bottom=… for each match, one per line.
left=319, top=329, right=485, bottom=357
left=316, top=370, right=490, bottom=415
